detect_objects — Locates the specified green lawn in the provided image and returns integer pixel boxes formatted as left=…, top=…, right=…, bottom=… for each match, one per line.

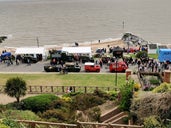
left=148, top=54, right=158, bottom=59
left=124, top=53, right=158, bottom=59
left=0, top=73, right=126, bottom=87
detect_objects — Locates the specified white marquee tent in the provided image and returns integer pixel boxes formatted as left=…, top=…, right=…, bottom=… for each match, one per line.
left=15, top=47, right=47, bottom=60
left=62, top=47, right=92, bottom=56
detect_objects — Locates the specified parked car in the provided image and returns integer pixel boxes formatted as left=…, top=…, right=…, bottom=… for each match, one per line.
left=65, top=62, right=81, bottom=72
left=22, top=55, right=38, bottom=63
left=84, top=62, right=100, bottom=72
left=44, top=65, right=61, bottom=72
left=109, top=61, right=128, bottom=72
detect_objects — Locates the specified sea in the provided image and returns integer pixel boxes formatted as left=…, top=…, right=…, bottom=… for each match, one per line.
left=0, top=0, right=171, bottom=47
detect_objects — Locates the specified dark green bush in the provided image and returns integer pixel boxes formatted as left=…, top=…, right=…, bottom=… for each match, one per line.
left=149, top=77, right=160, bottom=85
left=0, top=104, right=7, bottom=113
left=42, top=109, right=66, bottom=121
left=87, top=107, right=101, bottom=122
left=41, top=109, right=74, bottom=123
left=1, top=110, right=41, bottom=121
left=49, top=98, right=71, bottom=110
left=62, top=91, right=83, bottom=97
left=71, top=93, right=105, bottom=111
left=20, top=94, right=58, bottom=113
left=93, top=89, right=110, bottom=100
left=107, top=90, right=118, bottom=100
left=2, top=118, right=23, bottom=128
left=93, top=89, right=118, bottom=101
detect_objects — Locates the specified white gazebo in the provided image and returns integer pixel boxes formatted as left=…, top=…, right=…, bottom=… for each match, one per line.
left=15, top=47, right=48, bottom=60
left=62, top=47, right=92, bottom=57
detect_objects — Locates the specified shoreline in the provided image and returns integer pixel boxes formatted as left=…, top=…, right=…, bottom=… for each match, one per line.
left=1, top=37, right=171, bottom=55
left=0, top=38, right=126, bottom=54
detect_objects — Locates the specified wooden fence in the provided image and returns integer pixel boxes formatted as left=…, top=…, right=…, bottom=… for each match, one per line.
left=27, top=85, right=119, bottom=94
left=16, top=120, right=144, bottom=128
left=0, top=85, right=119, bottom=94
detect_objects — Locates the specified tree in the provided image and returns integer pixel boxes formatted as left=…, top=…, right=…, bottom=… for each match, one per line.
left=4, top=77, right=27, bottom=103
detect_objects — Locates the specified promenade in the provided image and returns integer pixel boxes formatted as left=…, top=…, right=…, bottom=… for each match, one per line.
left=0, top=61, right=48, bottom=73
left=0, top=60, right=114, bottom=73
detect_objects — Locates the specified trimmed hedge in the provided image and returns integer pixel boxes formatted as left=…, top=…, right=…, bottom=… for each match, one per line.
left=20, top=94, right=58, bottom=113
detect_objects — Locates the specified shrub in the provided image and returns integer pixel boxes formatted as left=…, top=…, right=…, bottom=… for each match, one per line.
left=119, top=80, right=134, bottom=111
left=149, top=77, right=160, bottom=85
left=93, top=89, right=111, bottom=100
left=0, top=104, right=7, bottom=113
left=71, top=93, right=105, bottom=111
left=0, top=123, right=9, bottom=128
left=41, top=109, right=75, bottom=123
left=20, top=94, right=58, bottom=113
left=2, top=110, right=41, bottom=121
left=134, top=83, right=141, bottom=91
left=2, top=118, right=23, bottom=128
left=153, top=82, right=171, bottom=93
left=87, top=107, right=101, bottom=122
left=93, top=89, right=119, bottom=101
left=49, top=98, right=71, bottom=110
left=106, top=90, right=118, bottom=100
left=42, top=109, right=67, bottom=121
left=62, top=91, right=83, bottom=97
left=131, top=92, right=171, bottom=123
left=143, top=84, right=155, bottom=91
left=143, top=116, right=164, bottom=128
left=61, top=96, right=72, bottom=102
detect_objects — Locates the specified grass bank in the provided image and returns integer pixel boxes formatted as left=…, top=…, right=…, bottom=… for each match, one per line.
left=0, top=73, right=126, bottom=87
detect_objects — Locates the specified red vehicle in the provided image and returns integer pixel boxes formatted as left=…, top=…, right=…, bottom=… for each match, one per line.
left=127, top=47, right=140, bottom=53
left=109, top=61, right=128, bottom=72
left=84, top=62, right=100, bottom=72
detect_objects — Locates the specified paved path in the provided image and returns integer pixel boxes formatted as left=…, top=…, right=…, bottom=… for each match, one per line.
left=0, top=94, right=39, bottom=105
left=0, top=61, right=46, bottom=73
left=0, top=60, right=112, bottom=73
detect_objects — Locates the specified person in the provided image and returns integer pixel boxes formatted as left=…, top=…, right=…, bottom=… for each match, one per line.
left=9, top=56, right=13, bottom=65
left=27, top=58, right=31, bottom=66
left=99, top=59, right=103, bottom=68
left=69, top=86, right=73, bottom=92
left=16, top=55, right=20, bottom=65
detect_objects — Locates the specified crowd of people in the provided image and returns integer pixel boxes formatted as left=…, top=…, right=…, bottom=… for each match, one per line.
left=124, top=56, right=170, bottom=73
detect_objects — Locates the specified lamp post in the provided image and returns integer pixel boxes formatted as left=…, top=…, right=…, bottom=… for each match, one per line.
left=122, top=21, right=125, bottom=35
left=36, top=37, right=39, bottom=48
left=115, top=58, right=118, bottom=86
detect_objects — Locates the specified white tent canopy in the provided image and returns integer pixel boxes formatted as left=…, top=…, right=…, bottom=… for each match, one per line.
left=62, top=47, right=92, bottom=56
left=15, top=47, right=47, bottom=59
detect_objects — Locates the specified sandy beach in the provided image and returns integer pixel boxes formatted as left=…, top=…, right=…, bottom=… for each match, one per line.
left=0, top=38, right=126, bottom=54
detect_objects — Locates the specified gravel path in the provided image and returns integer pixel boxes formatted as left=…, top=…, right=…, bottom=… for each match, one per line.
left=0, top=94, right=39, bottom=105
